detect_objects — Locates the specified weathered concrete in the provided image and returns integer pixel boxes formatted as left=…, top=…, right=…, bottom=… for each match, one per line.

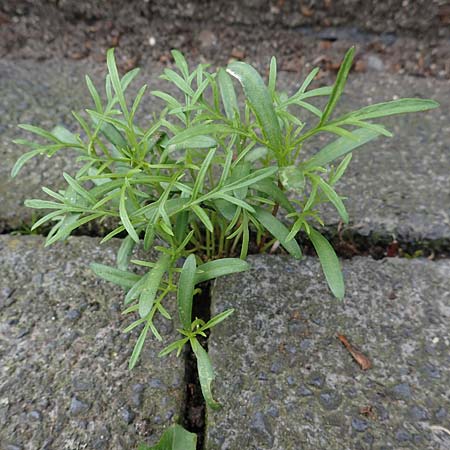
left=1, top=58, right=449, bottom=245
left=0, top=235, right=185, bottom=449
left=207, top=255, right=450, bottom=449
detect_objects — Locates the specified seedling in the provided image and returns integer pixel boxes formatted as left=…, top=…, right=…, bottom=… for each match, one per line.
left=12, top=47, right=438, bottom=447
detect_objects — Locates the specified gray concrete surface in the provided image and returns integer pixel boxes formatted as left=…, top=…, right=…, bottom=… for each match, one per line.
left=206, top=255, right=450, bottom=449
left=0, top=235, right=185, bottom=449
left=1, top=58, right=449, bottom=246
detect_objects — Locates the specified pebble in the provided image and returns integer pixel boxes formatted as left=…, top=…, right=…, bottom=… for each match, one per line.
left=395, top=428, right=412, bottom=442
left=435, top=407, right=447, bottom=419
left=250, top=412, right=274, bottom=447
left=69, top=397, right=89, bottom=416
left=410, top=405, right=429, bottom=421
left=298, top=385, right=314, bottom=397
left=392, top=383, right=411, bottom=400
left=367, top=54, right=385, bottom=72
left=351, top=418, right=369, bottom=432
left=65, top=309, right=81, bottom=321
left=121, top=407, right=135, bottom=424
left=307, top=373, right=325, bottom=388
left=319, top=390, right=342, bottom=410
left=197, top=30, right=217, bottom=51
left=28, top=410, right=42, bottom=421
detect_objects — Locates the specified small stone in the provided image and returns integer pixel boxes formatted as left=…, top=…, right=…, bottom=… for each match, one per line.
left=435, top=407, right=447, bottom=419
left=121, top=407, right=135, bottom=424
left=257, top=372, right=268, bottom=381
left=286, top=376, right=295, bottom=386
left=319, top=390, right=342, bottom=410
left=424, top=363, right=441, bottom=379
left=65, top=309, right=81, bottom=321
left=132, top=383, right=145, bottom=393
left=250, top=412, right=274, bottom=447
left=70, top=397, right=89, bottom=416
left=298, top=385, right=313, bottom=397
left=307, top=373, right=325, bottom=388
left=367, top=55, right=385, bottom=72
left=6, top=445, right=22, bottom=450
left=197, top=30, right=217, bottom=51
left=395, top=429, right=412, bottom=442
left=270, top=362, right=282, bottom=374
left=267, top=406, right=279, bottom=418
left=410, top=405, right=429, bottom=421
left=351, top=418, right=368, bottom=432
left=392, top=383, right=411, bottom=400
left=28, top=410, right=42, bottom=421
left=131, top=393, right=142, bottom=407
left=148, top=379, right=165, bottom=389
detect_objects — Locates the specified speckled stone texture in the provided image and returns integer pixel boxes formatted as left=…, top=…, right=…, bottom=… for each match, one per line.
left=206, top=255, right=450, bottom=449
left=0, top=235, right=185, bottom=449
left=1, top=58, right=449, bottom=245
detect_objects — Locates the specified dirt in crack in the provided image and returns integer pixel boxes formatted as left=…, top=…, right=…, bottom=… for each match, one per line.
left=183, top=281, right=211, bottom=450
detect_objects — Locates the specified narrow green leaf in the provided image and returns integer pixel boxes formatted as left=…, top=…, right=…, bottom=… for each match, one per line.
left=227, top=61, right=283, bottom=151
left=166, top=124, right=226, bottom=148
left=319, top=47, right=355, bottom=125
left=191, top=205, right=213, bottom=233
left=85, top=75, right=103, bottom=112
left=99, top=121, right=128, bottom=150
left=303, top=128, right=379, bottom=170
left=268, top=56, right=277, bottom=94
left=120, top=183, right=139, bottom=243
left=167, top=135, right=217, bottom=152
left=217, top=68, right=239, bottom=120
left=344, top=98, right=439, bottom=121
left=117, top=235, right=136, bottom=271
left=316, top=177, right=349, bottom=223
left=90, top=263, right=141, bottom=289
left=253, top=180, right=295, bottom=214
left=18, top=124, right=60, bottom=142
left=213, top=193, right=255, bottom=213
left=139, top=254, right=171, bottom=318
left=192, top=147, right=217, bottom=199
left=106, top=48, right=129, bottom=119
left=329, top=153, right=352, bottom=185
left=171, top=50, right=189, bottom=78
left=139, top=222, right=156, bottom=248
left=52, top=125, right=78, bottom=144
left=195, top=258, right=250, bottom=284
left=202, top=309, right=234, bottom=331
left=63, top=172, right=96, bottom=204
left=178, top=254, right=197, bottom=329
left=309, top=228, right=345, bottom=299
left=129, top=322, right=150, bottom=370
left=191, top=338, right=220, bottom=409
left=159, top=338, right=189, bottom=358
left=253, top=206, right=302, bottom=259
left=125, top=275, right=147, bottom=305
left=162, top=68, right=194, bottom=96
left=11, top=148, right=44, bottom=177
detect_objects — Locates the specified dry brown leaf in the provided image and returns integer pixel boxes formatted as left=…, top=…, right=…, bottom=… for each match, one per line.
left=337, top=334, right=372, bottom=370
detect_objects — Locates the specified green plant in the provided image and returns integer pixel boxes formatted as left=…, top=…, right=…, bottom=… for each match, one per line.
left=12, top=47, right=438, bottom=446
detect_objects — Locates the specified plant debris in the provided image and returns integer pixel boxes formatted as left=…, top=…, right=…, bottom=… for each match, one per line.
left=337, top=334, right=372, bottom=370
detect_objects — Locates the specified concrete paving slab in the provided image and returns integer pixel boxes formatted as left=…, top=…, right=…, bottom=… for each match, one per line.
left=207, top=255, right=450, bottom=449
left=0, top=235, right=185, bottom=449
left=1, top=59, right=449, bottom=244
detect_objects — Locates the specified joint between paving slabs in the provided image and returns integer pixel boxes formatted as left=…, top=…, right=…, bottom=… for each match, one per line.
left=2, top=223, right=449, bottom=260
left=182, top=281, right=212, bottom=450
